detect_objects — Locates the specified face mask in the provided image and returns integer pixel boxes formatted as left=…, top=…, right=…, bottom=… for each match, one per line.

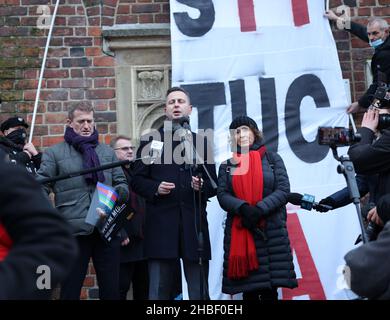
left=6, top=128, right=27, bottom=145
left=369, top=38, right=384, bottom=49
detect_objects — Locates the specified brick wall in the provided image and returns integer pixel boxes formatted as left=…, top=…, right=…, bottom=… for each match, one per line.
left=0, top=0, right=169, bottom=300
left=0, top=0, right=389, bottom=299
left=330, top=0, right=390, bottom=103
left=0, top=0, right=169, bottom=149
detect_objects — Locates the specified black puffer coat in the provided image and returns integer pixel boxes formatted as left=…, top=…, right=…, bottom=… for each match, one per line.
left=217, top=141, right=297, bottom=294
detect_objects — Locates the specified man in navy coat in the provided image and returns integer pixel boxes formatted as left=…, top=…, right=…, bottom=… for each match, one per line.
left=131, top=87, right=217, bottom=300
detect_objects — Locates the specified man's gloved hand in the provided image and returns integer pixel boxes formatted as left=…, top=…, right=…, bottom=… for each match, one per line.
left=317, top=197, right=337, bottom=213
left=115, top=186, right=129, bottom=204
left=239, top=203, right=263, bottom=230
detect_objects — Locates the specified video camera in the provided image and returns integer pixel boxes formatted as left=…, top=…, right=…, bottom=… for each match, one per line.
left=370, top=72, right=390, bottom=109
left=318, top=73, right=390, bottom=146
left=371, top=76, right=390, bottom=130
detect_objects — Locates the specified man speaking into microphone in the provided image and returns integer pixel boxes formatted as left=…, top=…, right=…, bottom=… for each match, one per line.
left=131, top=87, right=217, bottom=300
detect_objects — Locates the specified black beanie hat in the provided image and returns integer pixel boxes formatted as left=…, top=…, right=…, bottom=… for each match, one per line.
left=229, top=115, right=259, bottom=131
left=1, top=116, right=29, bottom=133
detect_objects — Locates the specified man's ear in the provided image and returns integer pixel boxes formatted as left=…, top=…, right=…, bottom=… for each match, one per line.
left=66, top=118, right=72, bottom=127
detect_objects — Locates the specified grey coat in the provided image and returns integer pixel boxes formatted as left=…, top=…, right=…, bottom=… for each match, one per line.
left=37, top=141, right=128, bottom=236
left=217, top=146, right=297, bottom=294
left=345, top=220, right=390, bottom=300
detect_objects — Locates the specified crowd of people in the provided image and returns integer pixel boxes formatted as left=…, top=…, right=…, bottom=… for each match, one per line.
left=1, top=9, right=390, bottom=300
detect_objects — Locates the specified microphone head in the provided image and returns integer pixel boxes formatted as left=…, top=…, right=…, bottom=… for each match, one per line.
left=287, top=192, right=304, bottom=206
left=149, top=140, right=163, bottom=164
left=172, top=116, right=190, bottom=131
left=178, top=116, right=191, bottom=129
left=301, top=193, right=315, bottom=210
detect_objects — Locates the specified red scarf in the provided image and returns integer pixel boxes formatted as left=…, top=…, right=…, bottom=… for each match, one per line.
left=228, top=145, right=266, bottom=279
left=0, top=223, right=12, bottom=262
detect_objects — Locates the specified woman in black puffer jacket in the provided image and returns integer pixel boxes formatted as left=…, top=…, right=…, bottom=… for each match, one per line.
left=217, top=116, right=297, bottom=300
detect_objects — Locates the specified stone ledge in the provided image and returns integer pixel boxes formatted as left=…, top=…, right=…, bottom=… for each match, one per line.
left=102, top=23, right=170, bottom=38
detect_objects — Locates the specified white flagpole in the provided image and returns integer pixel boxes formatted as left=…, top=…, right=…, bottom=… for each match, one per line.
left=325, top=0, right=330, bottom=12
left=29, top=0, right=61, bottom=143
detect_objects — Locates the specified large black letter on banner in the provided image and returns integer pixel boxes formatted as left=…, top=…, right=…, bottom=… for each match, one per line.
left=285, top=74, right=330, bottom=163
left=229, top=79, right=247, bottom=120
left=173, top=0, right=215, bottom=37
left=182, top=83, right=226, bottom=131
left=260, top=77, right=279, bottom=152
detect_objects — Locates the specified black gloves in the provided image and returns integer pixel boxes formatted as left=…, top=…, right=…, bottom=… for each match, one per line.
left=317, top=197, right=337, bottom=212
left=239, top=203, right=263, bottom=230
left=115, top=186, right=129, bottom=204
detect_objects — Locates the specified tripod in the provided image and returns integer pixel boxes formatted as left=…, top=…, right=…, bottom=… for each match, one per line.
left=330, top=146, right=368, bottom=243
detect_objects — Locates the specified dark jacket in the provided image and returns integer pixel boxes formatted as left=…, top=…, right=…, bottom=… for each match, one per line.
left=0, top=136, right=41, bottom=174
left=217, top=141, right=297, bottom=294
left=120, top=167, right=146, bottom=263
left=328, top=174, right=379, bottom=209
left=348, top=127, right=390, bottom=201
left=344, top=220, right=390, bottom=300
left=347, top=22, right=390, bottom=108
left=131, top=126, right=217, bottom=261
left=0, top=162, right=77, bottom=299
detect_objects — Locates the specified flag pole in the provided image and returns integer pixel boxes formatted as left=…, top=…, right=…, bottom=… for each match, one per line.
left=29, top=0, right=61, bottom=143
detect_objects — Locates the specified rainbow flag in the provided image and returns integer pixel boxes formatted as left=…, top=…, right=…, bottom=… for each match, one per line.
left=97, top=182, right=118, bottom=211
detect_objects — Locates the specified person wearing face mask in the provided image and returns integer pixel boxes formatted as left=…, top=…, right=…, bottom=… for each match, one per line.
left=217, top=116, right=297, bottom=300
left=324, top=10, right=390, bottom=114
left=0, top=116, right=41, bottom=174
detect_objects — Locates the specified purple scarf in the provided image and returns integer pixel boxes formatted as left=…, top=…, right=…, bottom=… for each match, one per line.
left=64, top=127, right=105, bottom=185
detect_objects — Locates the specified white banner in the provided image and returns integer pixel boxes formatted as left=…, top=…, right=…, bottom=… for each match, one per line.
left=170, top=0, right=360, bottom=300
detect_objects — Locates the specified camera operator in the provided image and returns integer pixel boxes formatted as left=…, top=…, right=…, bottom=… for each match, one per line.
left=324, top=11, right=390, bottom=114
left=344, top=194, right=390, bottom=299
left=348, top=106, right=390, bottom=230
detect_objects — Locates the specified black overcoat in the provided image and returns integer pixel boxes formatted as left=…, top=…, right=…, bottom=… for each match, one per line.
left=131, top=127, right=217, bottom=261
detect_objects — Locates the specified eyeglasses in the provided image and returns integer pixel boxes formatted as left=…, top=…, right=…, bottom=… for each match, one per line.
left=367, top=31, right=380, bottom=36
left=114, top=146, right=135, bottom=151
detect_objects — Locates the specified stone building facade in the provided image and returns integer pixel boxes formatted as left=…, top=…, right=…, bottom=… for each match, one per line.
left=0, top=0, right=389, bottom=299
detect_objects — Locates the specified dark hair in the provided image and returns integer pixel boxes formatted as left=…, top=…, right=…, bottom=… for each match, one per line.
left=229, top=116, right=263, bottom=149
left=110, top=135, right=132, bottom=148
left=166, top=87, right=190, bottom=100
left=68, top=104, right=95, bottom=120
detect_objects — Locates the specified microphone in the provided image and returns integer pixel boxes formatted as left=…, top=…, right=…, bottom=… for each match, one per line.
left=149, top=140, right=163, bottom=164
left=177, top=115, right=191, bottom=130
left=287, top=192, right=333, bottom=212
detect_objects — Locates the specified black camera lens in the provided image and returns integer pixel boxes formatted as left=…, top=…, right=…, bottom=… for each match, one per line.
left=378, top=114, right=390, bottom=131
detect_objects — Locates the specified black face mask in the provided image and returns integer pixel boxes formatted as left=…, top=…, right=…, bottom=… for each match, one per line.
left=6, top=128, right=27, bottom=145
